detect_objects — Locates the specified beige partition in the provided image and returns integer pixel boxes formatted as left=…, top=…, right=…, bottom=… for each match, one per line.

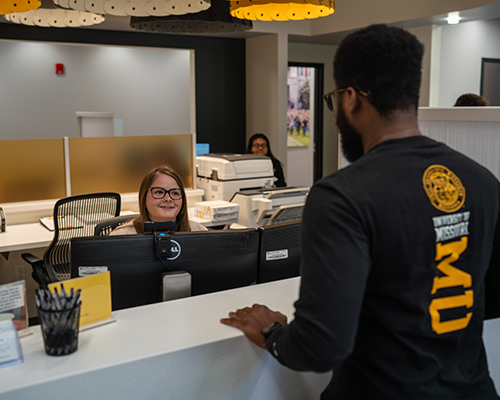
left=0, top=139, right=66, bottom=203
left=68, top=135, right=193, bottom=195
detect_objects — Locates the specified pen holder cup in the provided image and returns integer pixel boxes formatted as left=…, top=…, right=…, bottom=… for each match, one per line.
left=37, top=303, right=81, bottom=356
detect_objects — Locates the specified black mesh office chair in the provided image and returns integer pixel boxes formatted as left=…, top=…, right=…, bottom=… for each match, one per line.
left=22, top=192, right=121, bottom=287
left=94, top=214, right=139, bottom=236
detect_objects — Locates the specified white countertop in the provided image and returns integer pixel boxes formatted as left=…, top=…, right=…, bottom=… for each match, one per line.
left=0, top=277, right=332, bottom=400
left=0, top=209, right=230, bottom=254
left=1, top=275, right=499, bottom=399
left=0, top=223, right=53, bottom=253
left=0, top=189, right=210, bottom=253
left=418, top=107, right=500, bottom=122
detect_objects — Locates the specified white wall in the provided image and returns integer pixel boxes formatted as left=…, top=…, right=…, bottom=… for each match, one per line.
left=438, top=18, right=500, bottom=106
left=246, top=33, right=289, bottom=175
left=0, top=40, right=192, bottom=140
left=407, top=25, right=435, bottom=107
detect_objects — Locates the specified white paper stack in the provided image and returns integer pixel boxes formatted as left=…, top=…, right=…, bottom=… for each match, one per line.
left=39, top=215, right=84, bottom=231
left=194, top=201, right=239, bottom=222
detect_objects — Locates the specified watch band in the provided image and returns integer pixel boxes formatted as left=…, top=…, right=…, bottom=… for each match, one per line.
left=261, top=321, right=282, bottom=339
left=261, top=321, right=283, bottom=357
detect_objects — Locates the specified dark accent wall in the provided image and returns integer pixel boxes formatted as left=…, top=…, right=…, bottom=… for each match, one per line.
left=0, top=24, right=246, bottom=153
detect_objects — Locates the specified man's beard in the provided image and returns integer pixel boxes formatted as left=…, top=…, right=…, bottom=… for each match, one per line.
left=336, top=101, right=365, bottom=163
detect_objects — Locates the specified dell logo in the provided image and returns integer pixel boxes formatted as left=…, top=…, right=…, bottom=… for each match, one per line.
left=167, top=240, right=181, bottom=261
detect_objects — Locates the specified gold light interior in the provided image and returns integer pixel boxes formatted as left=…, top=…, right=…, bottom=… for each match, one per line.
left=0, top=139, right=66, bottom=203
left=228, top=0, right=334, bottom=20
left=0, top=0, right=41, bottom=15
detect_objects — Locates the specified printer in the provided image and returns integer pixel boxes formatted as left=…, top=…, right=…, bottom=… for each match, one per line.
left=196, top=153, right=275, bottom=201
left=230, top=187, right=309, bottom=228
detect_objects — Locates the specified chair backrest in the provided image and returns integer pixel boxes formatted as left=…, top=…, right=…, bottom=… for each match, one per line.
left=44, top=192, right=121, bottom=282
left=94, top=214, right=139, bottom=236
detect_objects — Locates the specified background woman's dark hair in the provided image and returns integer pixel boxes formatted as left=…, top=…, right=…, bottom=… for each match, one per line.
left=136, top=164, right=191, bottom=233
left=454, top=93, right=490, bottom=107
left=247, top=133, right=276, bottom=159
left=334, top=24, right=424, bottom=118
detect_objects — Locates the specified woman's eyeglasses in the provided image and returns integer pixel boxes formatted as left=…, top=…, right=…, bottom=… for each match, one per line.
left=252, top=143, right=268, bottom=149
left=323, top=87, right=369, bottom=112
left=149, top=187, right=184, bottom=200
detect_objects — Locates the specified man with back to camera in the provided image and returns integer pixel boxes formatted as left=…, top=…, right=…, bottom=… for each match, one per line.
left=220, top=24, right=500, bottom=399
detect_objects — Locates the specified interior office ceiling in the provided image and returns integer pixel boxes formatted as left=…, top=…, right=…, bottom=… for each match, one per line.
left=289, top=1, right=500, bottom=45
left=1, top=0, right=500, bottom=44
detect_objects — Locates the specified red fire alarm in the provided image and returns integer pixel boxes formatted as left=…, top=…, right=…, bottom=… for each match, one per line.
left=55, top=63, right=64, bottom=75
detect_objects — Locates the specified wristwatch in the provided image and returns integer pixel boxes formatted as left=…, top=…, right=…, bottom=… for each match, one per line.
left=261, top=321, right=283, bottom=346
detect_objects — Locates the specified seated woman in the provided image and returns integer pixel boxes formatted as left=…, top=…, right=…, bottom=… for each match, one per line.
left=247, top=133, right=286, bottom=187
left=110, top=165, right=207, bottom=235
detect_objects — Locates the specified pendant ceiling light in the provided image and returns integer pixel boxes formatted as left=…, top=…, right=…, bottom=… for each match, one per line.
left=54, top=0, right=210, bottom=17
left=227, top=0, right=334, bottom=21
left=130, top=0, right=251, bottom=33
left=4, top=8, right=104, bottom=26
left=3, top=0, right=104, bottom=27
left=0, top=0, right=41, bottom=15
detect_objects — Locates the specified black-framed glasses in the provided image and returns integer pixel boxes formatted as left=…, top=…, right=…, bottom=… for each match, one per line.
left=252, top=143, right=268, bottom=149
left=149, top=187, right=184, bottom=200
left=323, top=87, right=369, bottom=112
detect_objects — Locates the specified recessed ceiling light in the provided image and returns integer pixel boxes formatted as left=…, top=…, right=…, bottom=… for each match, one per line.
left=446, top=11, right=461, bottom=25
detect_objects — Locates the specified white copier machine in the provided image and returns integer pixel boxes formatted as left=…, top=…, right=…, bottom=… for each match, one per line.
left=230, top=187, right=310, bottom=228
left=196, top=154, right=275, bottom=201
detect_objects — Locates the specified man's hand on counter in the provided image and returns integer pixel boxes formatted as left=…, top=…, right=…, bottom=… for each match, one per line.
left=220, top=304, right=288, bottom=349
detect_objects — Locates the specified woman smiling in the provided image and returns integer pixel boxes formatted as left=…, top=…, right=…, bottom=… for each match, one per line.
left=109, top=165, right=207, bottom=235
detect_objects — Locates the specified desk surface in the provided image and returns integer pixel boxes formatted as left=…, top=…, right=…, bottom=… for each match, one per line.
left=0, top=277, right=331, bottom=400
left=0, top=210, right=223, bottom=254
left=0, top=189, right=206, bottom=253
left=0, top=223, right=53, bottom=253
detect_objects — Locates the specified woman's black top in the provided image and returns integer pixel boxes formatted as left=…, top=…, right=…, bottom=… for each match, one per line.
left=272, top=157, right=286, bottom=187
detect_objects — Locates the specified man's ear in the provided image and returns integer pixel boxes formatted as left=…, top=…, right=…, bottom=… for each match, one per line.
left=342, top=87, right=362, bottom=118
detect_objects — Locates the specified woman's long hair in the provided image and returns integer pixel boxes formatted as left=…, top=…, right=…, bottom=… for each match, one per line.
left=136, top=164, right=190, bottom=233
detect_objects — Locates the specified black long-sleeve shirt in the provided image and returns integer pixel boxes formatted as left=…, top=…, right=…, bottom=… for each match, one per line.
left=271, top=157, right=286, bottom=188
left=268, top=136, right=500, bottom=399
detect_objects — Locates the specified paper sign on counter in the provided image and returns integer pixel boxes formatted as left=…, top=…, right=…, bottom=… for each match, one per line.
left=49, top=272, right=112, bottom=326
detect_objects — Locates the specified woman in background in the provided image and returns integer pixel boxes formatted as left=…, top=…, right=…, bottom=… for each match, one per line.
left=110, top=165, right=207, bottom=235
left=248, top=133, right=287, bottom=188
left=454, top=93, right=490, bottom=106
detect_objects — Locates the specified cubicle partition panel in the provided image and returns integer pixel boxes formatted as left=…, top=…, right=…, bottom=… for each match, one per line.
left=0, top=134, right=194, bottom=206
left=68, top=135, right=194, bottom=195
left=418, top=107, right=500, bottom=180
left=0, top=138, right=66, bottom=203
